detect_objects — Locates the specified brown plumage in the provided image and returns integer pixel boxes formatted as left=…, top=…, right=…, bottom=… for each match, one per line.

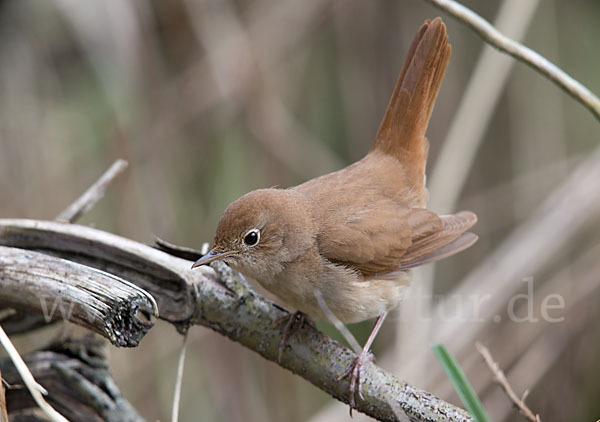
left=194, top=16, right=476, bottom=321
left=193, top=17, right=476, bottom=404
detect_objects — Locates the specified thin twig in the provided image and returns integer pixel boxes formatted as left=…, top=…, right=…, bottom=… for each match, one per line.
left=56, top=158, right=128, bottom=223
left=0, top=325, right=69, bottom=422
left=171, top=332, right=189, bottom=422
left=476, top=342, right=540, bottom=422
left=423, top=0, right=600, bottom=122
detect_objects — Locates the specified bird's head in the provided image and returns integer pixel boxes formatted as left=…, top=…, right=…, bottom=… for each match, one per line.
left=192, top=189, right=314, bottom=282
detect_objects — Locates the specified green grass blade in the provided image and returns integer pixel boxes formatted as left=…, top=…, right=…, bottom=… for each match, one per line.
left=432, top=344, right=490, bottom=422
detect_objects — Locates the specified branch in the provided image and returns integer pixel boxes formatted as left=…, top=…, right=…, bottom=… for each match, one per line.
left=0, top=219, right=200, bottom=330
left=0, top=219, right=472, bottom=422
left=56, top=159, right=128, bottom=223
left=0, top=246, right=154, bottom=347
left=476, top=343, right=540, bottom=422
left=423, top=0, right=600, bottom=122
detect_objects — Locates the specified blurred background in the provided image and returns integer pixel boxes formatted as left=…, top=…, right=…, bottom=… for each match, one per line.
left=1, top=0, right=599, bottom=421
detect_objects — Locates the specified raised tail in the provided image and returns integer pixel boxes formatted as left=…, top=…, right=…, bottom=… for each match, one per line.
left=370, top=18, right=451, bottom=191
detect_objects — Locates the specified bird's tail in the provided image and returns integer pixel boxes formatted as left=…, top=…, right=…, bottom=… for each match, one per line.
left=370, top=18, right=451, bottom=192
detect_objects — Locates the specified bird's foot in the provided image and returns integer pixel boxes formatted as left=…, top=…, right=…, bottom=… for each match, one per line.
left=336, top=349, right=374, bottom=413
left=271, top=311, right=313, bottom=362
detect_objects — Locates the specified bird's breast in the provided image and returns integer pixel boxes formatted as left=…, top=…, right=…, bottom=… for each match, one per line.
left=251, top=250, right=411, bottom=324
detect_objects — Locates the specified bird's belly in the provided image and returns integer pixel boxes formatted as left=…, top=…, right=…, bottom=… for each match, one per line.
left=255, top=260, right=411, bottom=324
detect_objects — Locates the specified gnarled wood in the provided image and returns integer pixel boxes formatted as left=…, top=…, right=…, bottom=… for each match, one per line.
left=0, top=247, right=153, bottom=347
left=0, top=219, right=204, bottom=326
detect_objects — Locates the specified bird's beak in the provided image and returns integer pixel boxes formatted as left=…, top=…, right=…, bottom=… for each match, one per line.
left=191, top=249, right=239, bottom=269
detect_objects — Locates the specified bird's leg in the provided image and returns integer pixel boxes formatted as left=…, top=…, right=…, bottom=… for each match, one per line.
left=337, top=312, right=388, bottom=412
left=271, top=311, right=313, bottom=362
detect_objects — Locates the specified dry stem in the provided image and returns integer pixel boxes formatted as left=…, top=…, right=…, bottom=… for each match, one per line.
left=476, top=342, right=540, bottom=422
left=56, top=159, right=128, bottom=223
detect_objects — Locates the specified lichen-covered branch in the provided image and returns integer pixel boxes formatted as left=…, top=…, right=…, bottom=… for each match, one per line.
left=193, top=261, right=472, bottom=421
left=0, top=218, right=472, bottom=421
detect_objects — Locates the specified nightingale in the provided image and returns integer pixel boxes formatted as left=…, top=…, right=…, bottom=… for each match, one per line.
left=192, top=17, right=477, bottom=408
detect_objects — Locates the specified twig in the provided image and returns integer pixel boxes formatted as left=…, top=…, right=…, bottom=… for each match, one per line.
left=485, top=244, right=600, bottom=421
left=0, top=325, right=69, bottom=422
left=422, top=239, right=600, bottom=417
left=171, top=332, right=189, bottom=422
left=423, top=0, right=600, bottom=122
left=56, top=158, right=128, bottom=223
left=476, top=342, right=540, bottom=422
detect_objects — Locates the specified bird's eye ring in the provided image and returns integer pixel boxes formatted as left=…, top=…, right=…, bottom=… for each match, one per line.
left=243, top=229, right=260, bottom=246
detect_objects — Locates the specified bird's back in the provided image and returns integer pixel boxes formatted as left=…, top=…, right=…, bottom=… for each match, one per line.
left=293, top=150, right=420, bottom=212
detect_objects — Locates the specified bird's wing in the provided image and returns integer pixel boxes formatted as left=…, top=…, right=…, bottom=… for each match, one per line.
left=397, top=211, right=478, bottom=269
left=317, top=203, right=476, bottom=277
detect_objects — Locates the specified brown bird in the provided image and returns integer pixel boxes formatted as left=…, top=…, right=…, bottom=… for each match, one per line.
left=193, top=17, right=477, bottom=408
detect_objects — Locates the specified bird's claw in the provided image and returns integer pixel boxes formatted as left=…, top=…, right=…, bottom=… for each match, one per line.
left=336, top=351, right=374, bottom=413
left=272, top=311, right=312, bottom=362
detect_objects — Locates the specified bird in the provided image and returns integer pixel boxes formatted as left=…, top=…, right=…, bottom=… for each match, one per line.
left=192, top=17, right=477, bottom=409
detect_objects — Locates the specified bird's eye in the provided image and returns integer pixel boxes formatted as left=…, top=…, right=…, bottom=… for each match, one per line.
left=243, top=229, right=260, bottom=246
